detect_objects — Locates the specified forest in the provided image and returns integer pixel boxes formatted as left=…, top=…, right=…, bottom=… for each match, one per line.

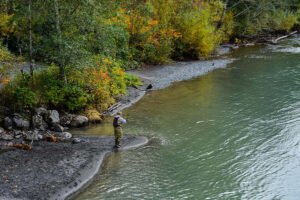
left=0, top=0, right=299, bottom=113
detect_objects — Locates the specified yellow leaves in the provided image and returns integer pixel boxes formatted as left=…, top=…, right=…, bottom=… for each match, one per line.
left=148, top=19, right=158, bottom=26
left=176, top=0, right=234, bottom=58
left=112, top=66, right=125, bottom=76
left=105, top=8, right=131, bottom=28
left=0, top=14, right=14, bottom=36
left=80, top=57, right=127, bottom=108
left=102, top=57, right=112, bottom=65
left=0, top=45, right=14, bottom=62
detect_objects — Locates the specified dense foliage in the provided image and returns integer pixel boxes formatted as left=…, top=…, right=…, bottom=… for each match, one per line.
left=227, top=0, right=300, bottom=37
left=0, top=0, right=299, bottom=112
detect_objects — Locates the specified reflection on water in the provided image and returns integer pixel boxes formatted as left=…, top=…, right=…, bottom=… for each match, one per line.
left=75, top=38, right=300, bottom=200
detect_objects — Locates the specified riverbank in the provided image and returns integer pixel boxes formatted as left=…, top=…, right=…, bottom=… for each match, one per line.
left=0, top=135, right=148, bottom=200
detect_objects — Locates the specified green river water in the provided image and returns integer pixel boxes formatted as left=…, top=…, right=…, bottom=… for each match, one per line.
left=74, top=38, right=300, bottom=200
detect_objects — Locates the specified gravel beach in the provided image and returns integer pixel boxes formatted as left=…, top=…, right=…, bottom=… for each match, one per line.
left=0, top=136, right=148, bottom=200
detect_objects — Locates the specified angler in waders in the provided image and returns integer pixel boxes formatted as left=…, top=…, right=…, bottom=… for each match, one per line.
left=113, top=112, right=127, bottom=148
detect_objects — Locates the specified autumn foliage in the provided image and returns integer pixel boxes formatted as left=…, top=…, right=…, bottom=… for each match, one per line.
left=0, top=0, right=299, bottom=113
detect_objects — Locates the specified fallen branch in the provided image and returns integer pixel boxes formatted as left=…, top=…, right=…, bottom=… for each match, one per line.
left=103, top=103, right=121, bottom=115
left=268, top=31, right=298, bottom=44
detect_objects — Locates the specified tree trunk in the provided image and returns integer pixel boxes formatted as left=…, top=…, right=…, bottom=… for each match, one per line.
left=54, top=0, right=67, bottom=84
left=28, top=0, right=34, bottom=78
left=217, top=0, right=229, bottom=29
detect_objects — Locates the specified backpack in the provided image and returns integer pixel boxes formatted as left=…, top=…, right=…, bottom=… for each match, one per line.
left=113, top=116, right=120, bottom=127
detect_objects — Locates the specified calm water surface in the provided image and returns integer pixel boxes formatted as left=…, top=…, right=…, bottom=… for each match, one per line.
left=74, top=38, right=300, bottom=200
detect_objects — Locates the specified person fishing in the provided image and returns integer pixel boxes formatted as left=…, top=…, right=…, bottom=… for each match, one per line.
left=113, top=112, right=127, bottom=148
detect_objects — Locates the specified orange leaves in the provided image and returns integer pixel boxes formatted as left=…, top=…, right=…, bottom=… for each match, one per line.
left=99, top=71, right=111, bottom=81
left=172, top=31, right=182, bottom=39
left=88, top=68, right=111, bottom=86
left=1, top=76, right=10, bottom=85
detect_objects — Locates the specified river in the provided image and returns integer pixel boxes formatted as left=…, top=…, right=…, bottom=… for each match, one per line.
left=74, top=37, right=300, bottom=200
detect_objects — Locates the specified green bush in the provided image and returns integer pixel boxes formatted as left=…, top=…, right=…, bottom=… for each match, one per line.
left=34, top=66, right=90, bottom=111
left=13, top=87, right=38, bottom=111
left=125, top=73, right=142, bottom=87
left=62, top=85, right=89, bottom=111
left=271, top=11, right=299, bottom=32
left=2, top=73, right=37, bottom=111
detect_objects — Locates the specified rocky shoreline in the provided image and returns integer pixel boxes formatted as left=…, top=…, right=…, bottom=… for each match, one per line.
left=0, top=107, right=94, bottom=149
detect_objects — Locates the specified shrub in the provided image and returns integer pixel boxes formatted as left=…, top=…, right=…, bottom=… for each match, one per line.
left=33, top=66, right=90, bottom=111
left=2, top=73, right=37, bottom=111
left=125, top=73, right=142, bottom=87
left=0, top=44, right=14, bottom=84
left=13, top=87, right=38, bottom=111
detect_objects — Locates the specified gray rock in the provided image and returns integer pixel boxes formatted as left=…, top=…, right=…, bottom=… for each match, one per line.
left=51, top=124, right=64, bottom=132
left=0, top=133, right=13, bottom=141
left=72, top=138, right=82, bottom=144
left=12, top=114, right=30, bottom=130
left=47, top=110, right=60, bottom=124
left=0, top=127, right=4, bottom=134
left=32, top=115, right=48, bottom=131
left=70, top=115, right=89, bottom=127
left=38, top=134, right=43, bottom=140
left=4, top=117, right=12, bottom=130
left=54, top=132, right=72, bottom=141
left=62, top=132, right=72, bottom=139
left=60, top=113, right=74, bottom=127
left=35, top=107, right=48, bottom=116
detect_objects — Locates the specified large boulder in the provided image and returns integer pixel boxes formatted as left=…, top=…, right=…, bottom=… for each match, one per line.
left=12, top=114, right=30, bottom=130
left=70, top=115, right=89, bottom=127
left=0, top=133, right=13, bottom=141
left=4, top=117, right=13, bottom=130
left=47, top=110, right=60, bottom=124
left=32, top=115, right=48, bottom=131
left=85, top=109, right=102, bottom=123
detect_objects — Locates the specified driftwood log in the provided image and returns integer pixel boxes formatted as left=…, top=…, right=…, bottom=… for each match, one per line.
left=268, top=31, right=298, bottom=44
